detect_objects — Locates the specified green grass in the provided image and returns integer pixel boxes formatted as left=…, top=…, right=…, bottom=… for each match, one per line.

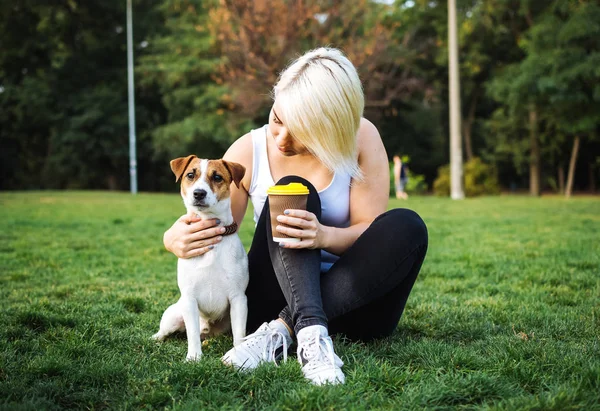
left=1, top=191, right=599, bottom=410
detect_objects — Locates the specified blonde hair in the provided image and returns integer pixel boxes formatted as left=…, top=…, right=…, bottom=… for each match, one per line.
left=273, top=47, right=364, bottom=180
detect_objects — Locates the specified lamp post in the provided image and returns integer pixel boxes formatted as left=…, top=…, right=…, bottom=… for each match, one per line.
left=127, top=0, right=138, bottom=194
left=448, top=0, right=464, bottom=199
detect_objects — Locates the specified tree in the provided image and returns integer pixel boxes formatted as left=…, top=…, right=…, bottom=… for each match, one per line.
left=209, top=0, right=431, bottom=126
left=0, top=0, right=164, bottom=190
left=137, top=0, right=244, bottom=163
left=485, top=1, right=553, bottom=196
left=390, top=0, right=536, bottom=190
left=485, top=0, right=600, bottom=196
left=536, top=0, right=600, bottom=197
left=456, top=0, right=524, bottom=162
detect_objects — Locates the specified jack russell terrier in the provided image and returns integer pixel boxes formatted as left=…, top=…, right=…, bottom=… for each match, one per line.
left=152, top=155, right=249, bottom=361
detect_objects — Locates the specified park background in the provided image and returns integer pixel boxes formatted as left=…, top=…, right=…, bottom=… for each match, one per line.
left=1, top=0, right=599, bottom=195
left=1, top=0, right=599, bottom=410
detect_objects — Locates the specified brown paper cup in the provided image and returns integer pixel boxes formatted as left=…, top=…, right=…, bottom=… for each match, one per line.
left=268, top=193, right=308, bottom=243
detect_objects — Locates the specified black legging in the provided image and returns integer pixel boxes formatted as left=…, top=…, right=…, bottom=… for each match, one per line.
left=245, top=176, right=428, bottom=342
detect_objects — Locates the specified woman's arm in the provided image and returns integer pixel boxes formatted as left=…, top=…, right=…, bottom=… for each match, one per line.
left=222, top=133, right=253, bottom=226
left=323, top=119, right=389, bottom=254
left=163, top=214, right=225, bottom=259
left=276, top=118, right=389, bottom=255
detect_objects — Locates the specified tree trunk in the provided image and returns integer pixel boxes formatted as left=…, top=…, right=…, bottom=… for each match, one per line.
left=565, top=136, right=580, bottom=198
left=529, top=105, right=540, bottom=196
left=462, top=88, right=478, bottom=161
left=558, top=164, right=565, bottom=195
left=107, top=175, right=119, bottom=191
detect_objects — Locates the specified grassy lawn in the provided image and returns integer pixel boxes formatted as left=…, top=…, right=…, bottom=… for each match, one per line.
left=1, top=191, right=599, bottom=410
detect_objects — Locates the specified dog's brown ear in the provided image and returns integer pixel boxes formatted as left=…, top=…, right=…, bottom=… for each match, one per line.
left=222, top=160, right=246, bottom=189
left=170, top=155, right=197, bottom=182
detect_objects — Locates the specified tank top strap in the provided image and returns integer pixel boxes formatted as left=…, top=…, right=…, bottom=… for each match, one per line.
left=249, top=125, right=274, bottom=224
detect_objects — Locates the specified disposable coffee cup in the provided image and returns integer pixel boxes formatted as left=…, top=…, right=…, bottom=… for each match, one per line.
left=267, top=182, right=309, bottom=243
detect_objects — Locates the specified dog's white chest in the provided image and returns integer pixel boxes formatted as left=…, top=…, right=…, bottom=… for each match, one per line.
left=183, top=248, right=217, bottom=269
left=177, top=237, right=247, bottom=320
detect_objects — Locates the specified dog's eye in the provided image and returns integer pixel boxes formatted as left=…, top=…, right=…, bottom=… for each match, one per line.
left=213, top=174, right=223, bottom=182
left=186, top=172, right=194, bottom=180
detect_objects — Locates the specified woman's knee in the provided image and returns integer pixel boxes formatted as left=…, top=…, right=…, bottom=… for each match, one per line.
left=374, top=208, right=428, bottom=247
left=276, top=175, right=314, bottom=190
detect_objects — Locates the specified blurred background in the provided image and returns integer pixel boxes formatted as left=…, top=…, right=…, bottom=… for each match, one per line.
left=1, top=0, right=598, bottom=195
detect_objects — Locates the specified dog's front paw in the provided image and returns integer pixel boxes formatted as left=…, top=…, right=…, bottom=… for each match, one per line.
left=186, top=352, right=202, bottom=362
left=151, top=332, right=166, bottom=342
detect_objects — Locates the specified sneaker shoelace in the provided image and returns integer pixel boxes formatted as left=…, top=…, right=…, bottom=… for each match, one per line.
left=242, top=326, right=289, bottom=365
left=298, top=331, right=337, bottom=369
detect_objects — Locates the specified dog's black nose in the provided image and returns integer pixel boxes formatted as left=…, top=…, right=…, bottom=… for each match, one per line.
left=193, top=189, right=207, bottom=200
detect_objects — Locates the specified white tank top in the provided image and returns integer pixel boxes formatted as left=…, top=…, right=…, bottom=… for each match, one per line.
left=248, top=125, right=351, bottom=271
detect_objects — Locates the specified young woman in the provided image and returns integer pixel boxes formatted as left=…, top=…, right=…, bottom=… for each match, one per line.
left=163, top=47, right=428, bottom=385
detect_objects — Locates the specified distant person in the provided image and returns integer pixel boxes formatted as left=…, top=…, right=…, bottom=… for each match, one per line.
left=163, top=48, right=428, bottom=385
left=393, top=155, right=409, bottom=199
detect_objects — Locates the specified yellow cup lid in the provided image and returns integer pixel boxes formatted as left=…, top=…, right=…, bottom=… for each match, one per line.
left=267, top=182, right=309, bottom=195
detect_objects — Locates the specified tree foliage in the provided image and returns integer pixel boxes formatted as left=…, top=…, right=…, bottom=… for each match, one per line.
left=0, top=0, right=164, bottom=190
left=1, top=0, right=598, bottom=192
left=210, top=0, right=430, bottom=119
left=136, top=0, right=245, bottom=163
left=486, top=0, right=600, bottom=194
left=433, top=157, right=500, bottom=197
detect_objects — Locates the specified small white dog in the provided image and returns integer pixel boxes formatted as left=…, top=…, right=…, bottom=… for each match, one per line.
left=152, top=155, right=249, bottom=361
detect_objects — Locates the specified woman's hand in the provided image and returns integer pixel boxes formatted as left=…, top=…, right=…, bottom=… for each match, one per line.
left=275, top=209, right=330, bottom=250
left=163, top=214, right=227, bottom=258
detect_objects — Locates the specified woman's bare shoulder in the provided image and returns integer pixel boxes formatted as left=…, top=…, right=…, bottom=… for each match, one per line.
left=356, top=118, right=386, bottom=161
left=359, top=117, right=379, bottom=133
left=349, top=118, right=389, bottom=222
left=224, top=132, right=253, bottom=166
left=224, top=132, right=253, bottom=190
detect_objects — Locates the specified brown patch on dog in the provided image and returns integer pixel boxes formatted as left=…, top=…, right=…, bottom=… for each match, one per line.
left=222, top=160, right=246, bottom=189
left=171, top=156, right=201, bottom=199
left=170, top=155, right=197, bottom=182
left=205, top=160, right=245, bottom=202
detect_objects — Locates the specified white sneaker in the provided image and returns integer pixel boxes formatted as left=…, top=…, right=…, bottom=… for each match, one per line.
left=297, top=325, right=345, bottom=385
left=221, top=321, right=292, bottom=371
